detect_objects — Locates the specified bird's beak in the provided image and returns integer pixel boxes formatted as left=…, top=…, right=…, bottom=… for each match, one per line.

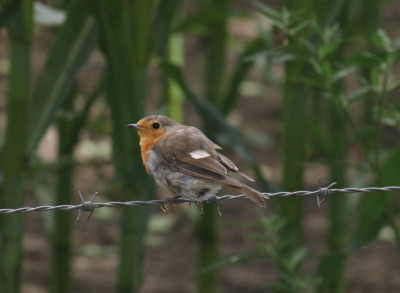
left=127, top=123, right=143, bottom=130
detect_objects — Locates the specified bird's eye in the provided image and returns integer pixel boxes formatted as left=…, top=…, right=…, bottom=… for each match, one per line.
left=152, top=122, right=160, bottom=129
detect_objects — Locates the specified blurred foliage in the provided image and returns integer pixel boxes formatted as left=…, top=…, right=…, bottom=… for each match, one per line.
left=252, top=2, right=400, bottom=293
left=200, top=215, right=321, bottom=292
left=0, top=0, right=400, bottom=293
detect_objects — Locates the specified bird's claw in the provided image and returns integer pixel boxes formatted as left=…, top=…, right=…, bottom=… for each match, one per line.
left=195, top=202, right=204, bottom=214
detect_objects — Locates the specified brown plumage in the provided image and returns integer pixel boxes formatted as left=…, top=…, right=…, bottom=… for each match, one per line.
left=128, top=115, right=266, bottom=207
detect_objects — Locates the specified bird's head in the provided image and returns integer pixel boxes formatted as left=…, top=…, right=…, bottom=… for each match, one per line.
left=128, top=115, right=178, bottom=164
left=128, top=115, right=177, bottom=140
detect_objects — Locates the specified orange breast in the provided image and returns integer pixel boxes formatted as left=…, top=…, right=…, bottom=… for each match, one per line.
left=138, top=130, right=166, bottom=166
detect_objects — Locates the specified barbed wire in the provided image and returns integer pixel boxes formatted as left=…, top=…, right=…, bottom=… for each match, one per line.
left=1, top=182, right=400, bottom=221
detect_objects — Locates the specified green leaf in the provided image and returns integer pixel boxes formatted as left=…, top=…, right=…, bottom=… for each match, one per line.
left=350, top=148, right=400, bottom=250
left=152, top=0, right=182, bottom=57
left=254, top=2, right=282, bottom=22
left=288, top=19, right=311, bottom=36
left=353, top=52, right=381, bottom=67
left=332, top=66, right=356, bottom=83
left=198, top=252, right=258, bottom=274
left=26, top=0, right=97, bottom=154
left=348, top=85, right=373, bottom=103
left=310, top=57, right=323, bottom=75
left=221, top=37, right=266, bottom=115
left=372, top=29, right=392, bottom=52
left=289, top=247, right=307, bottom=268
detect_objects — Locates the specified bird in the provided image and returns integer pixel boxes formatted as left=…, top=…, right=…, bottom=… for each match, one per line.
left=127, top=115, right=266, bottom=209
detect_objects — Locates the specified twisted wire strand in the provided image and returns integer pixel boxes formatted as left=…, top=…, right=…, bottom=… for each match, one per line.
left=1, top=184, right=399, bottom=220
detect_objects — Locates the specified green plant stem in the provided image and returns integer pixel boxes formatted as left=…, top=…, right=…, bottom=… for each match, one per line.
left=153, top=0, right=183, bottom=120
left=51, top=99, right=76, bottom=293
left=50, top=73, right=101, bottom=292
left=280, top=61, right=308, bottom=253
left=196, top=2, right=228, bottom=292
left=0, top=41, right=28, bottom=293
left=196, top=204, right=219, bottom=293
left=167, top=33, right=184, bottom=121
left=0, top=1, right=32, bottom=292
left=318, top=99, right=349, bottom=293
left=202, top=0, right=227, bottom=110
left=278, top=3, right=315, bottom=261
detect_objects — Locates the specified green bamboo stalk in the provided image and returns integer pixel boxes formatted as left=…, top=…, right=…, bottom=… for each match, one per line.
left=317, top=99, right=349, bottom=293
left=274, top=1, right=309, bottom=258
left=51, top=97, right=75, bottom=293
left=0, top=1, right=32, bottom=292
left=119, top=3, right=155, bottom=292
left=152, top=0, right=184, bottom=120
left=167, top=33, right=184, bottom=121
left=88, top=1, right=155, bottom=292
left=275, top=2, right=313, bottom=285
left=202, top=0, right=228, bottom=110
left=50, top=82, right=100, bottom=293
left=196, top=205, right=219, bottom=293
left=280, top=60, right=307, bottom=249
left=311, top=34, right=350, bottom=293
left=196, top=1, right=229, bottom=292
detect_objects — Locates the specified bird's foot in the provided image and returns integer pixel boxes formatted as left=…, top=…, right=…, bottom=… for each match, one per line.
left=160, top=203, right=172, bottom=213
left=160, top=196, right=179, bottom=213
left=195, top=202, right=204, bottom=214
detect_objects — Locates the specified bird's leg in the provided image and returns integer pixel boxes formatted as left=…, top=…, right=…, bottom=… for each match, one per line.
left=187, top=202, right=203, bottom=214
left=195, top=202, right=204, bottom=214
left=160, top=196, right=179, bottom=213
left=160, top=203, right=170, bottom=213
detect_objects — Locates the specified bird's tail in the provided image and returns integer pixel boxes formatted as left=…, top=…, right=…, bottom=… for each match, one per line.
left=238, top=184, right=267, bottom=207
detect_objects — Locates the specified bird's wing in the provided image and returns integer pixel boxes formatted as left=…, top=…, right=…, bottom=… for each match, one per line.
left=158, top=148, right=240, bottom=187
left=175, top=161, right=243, bottom=188
left=237, top=184, right=266, bottom=207
left=158, top=125, right=254, bottom=185
left=174, top=153, right=266, bottom=207
left=180, top=151, right=227, bottom=176
left=216, top=153, right=255, bottom=182
left=216, top=153, right=238, bottom=170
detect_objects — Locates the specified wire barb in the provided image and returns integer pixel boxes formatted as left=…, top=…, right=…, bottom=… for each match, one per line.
left=207, top=196, right=222, bottom=217
left=317, top=180, right=336, bottom=207
left=77, top=191, right=99, bottom=222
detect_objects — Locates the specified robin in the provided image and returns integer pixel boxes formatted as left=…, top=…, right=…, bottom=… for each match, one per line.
left=128, top=115, right=266, bottom=209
